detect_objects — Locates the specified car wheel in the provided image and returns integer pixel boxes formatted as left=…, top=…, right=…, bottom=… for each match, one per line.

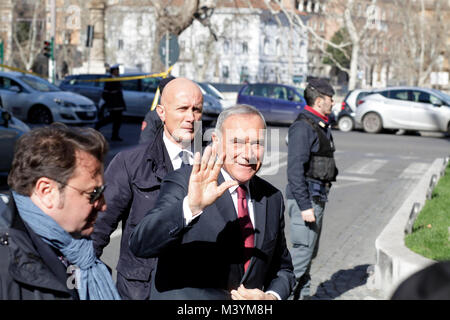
left=362, top=112, right=382, bottom=133
left=28, top=105, right=53, bottom=124
left=338, top=116, right=354, bottom=132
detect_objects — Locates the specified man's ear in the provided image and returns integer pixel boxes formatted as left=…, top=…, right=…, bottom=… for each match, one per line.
left=156, top=104, right=165, bottom=122
left=211, top=131, right=220, bottom=147
left=33, top=177, right=58, bottom=210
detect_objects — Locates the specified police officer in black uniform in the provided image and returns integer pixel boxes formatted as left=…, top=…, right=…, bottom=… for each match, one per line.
left=95, top=64, right=126, bottom=141
left=286, top=78, right=338, bottom=300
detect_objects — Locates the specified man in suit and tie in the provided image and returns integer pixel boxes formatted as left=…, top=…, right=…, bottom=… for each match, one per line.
left=129, top=104, right=295, bottom=300
left=91, top=78, right=203, bottom=300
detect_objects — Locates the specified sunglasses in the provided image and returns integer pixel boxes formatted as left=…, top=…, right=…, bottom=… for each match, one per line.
left=53, top=179, right=106, bottom=204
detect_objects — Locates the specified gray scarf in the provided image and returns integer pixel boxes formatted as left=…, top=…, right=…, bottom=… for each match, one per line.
left=13, top=192, right=121, bottom=300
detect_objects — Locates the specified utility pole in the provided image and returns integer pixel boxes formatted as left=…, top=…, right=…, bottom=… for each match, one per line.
left=49, top=0, right=56, bottom=83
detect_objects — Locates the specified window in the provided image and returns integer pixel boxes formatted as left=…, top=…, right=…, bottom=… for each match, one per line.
left=222, top=66, right=229, bottom=79
left=242, top=41, right=248, bottom=54
left=287, top=88, right=303, bottom=102
left=271, top=86, right=288, bottom=100
left=118, top=39, right=124, bottom=50
left=223, top=40, right=230, bottom=54
left=243, top=84, right=270, bottom=98
left=264, top=38, right=270, bottom=55
left=141, top=77, right=161, bottom=93
left=121, top=79, right=139, bottom=92
left=0, top=77, right=22, bottom=91
left=411, top=91, right=430, bottom=103
left=430, top=95, right=443, bottom=105
left=388, top=90, right=408, bottom=101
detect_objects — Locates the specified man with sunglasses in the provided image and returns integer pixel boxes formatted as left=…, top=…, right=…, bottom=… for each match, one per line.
left=91, top=78, right=203, bottom=300
left=0, top=124, right=120, bottom=300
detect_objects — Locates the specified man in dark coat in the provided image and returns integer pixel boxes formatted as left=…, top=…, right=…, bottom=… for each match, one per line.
left=95, top=64, right=127, bottom=141
left=0, top=124, right=115, bottom=300
left=286, top=78, right=338, bottom=300
left=91, top=78, right=203, bottom=300
left=129, top=104, right=295, bottom=300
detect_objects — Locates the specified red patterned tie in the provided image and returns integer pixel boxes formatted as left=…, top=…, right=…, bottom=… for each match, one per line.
left=237, top=185, right=254, bottom=272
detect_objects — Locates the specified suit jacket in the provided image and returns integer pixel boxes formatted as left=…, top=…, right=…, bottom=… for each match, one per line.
left=92, top=126, right=173, bottom=294
left=129, top=166, right=295, bottom=300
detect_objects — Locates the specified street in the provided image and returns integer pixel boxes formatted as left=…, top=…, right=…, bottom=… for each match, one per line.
left=95, top=121, right=450, bottom=299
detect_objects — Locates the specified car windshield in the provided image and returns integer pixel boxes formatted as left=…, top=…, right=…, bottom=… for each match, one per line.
left=20, top=75, right=61, bottom=92
left=199, top=83, right=224, bottom=100
left=432, top=89, right=450, bottom=104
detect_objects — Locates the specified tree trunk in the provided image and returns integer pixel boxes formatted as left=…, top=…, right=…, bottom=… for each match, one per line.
left=151, top=1, right=200, bottom=73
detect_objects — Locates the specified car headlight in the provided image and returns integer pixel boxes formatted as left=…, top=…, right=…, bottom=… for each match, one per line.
left=54, top=98, right=77, bottom=108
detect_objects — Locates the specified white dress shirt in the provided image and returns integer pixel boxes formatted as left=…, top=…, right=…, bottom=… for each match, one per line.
left=163, top=132, right=194, bottom=170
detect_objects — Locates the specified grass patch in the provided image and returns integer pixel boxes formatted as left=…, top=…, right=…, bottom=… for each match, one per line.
left=405, top=164, right=450, bottom=261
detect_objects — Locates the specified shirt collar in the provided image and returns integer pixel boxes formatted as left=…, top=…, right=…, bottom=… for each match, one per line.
left=163, top=131, right=193, bottom=162
left=220, top=168, right=251, bottom=198
left=305, top=105, right=329, bottom=122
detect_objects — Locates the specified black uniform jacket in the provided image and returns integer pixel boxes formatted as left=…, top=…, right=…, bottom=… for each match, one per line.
left=129, top=166, right=295, bottom=300
left=0, top=193, right=79, bottom=300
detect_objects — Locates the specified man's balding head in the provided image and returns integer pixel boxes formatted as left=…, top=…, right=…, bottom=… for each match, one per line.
left=156, top=77, right=203, bottom=147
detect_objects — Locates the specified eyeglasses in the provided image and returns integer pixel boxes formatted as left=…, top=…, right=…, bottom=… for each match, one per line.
left=53, top=179, right=106, bottom=204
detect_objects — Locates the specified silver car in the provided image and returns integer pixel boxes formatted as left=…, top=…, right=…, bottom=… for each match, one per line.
left=0, top=108, right=30, bottom=174
left=0, top=71, right=97, bottom=124
left=354, top=86, right=450, bottom=134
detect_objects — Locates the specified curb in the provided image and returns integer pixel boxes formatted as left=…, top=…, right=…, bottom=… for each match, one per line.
left=368, top=158, right=445, bottom=298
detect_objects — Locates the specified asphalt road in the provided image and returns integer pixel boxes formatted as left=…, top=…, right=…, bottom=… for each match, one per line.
left=3, top=120, right=450, bottom=299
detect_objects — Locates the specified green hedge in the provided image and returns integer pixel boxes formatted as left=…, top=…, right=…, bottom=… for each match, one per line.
left=405, top=164, right=450, bottom=260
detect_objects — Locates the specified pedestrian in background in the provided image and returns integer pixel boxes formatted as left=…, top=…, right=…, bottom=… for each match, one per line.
left=129, top=104, right=295, bottom=300
left=139, top=76, right=176, bottom=145
left=286, top=79, right=338, bottom=300
left=95, top=64, right=126, bottom=141
left=0, top=124, right=120, bottom=300
left=91, top=78, right=203, bottom=300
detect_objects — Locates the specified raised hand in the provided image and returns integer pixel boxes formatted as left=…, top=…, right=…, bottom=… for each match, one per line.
left=188, top=144, right=238, bottom=217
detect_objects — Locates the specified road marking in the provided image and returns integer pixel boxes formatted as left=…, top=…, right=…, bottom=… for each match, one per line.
left=111, top=228, right=122, bottom=239
left=333, top=175, right=377, bottom=189
left=399, top=162, right=429, bottom=179
left=346, top=159, right=388, bottom=175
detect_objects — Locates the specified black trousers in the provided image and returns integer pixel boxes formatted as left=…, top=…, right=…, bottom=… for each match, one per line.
left=95, top=109, right=123, bottom=139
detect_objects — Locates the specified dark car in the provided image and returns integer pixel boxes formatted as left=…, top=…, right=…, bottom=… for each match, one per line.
left=60, top=73, right=162, bottom=118
left=0, top=108, right=30, bottom=174
left=236, top=83, right=307, bottom=124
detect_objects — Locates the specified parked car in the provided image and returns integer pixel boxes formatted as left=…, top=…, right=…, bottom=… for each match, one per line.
left=336, top=89, right=373, bottom=132
left=60, top=75, right=223, bottom=122
left=354, top=86, right=450, bottom=134
left=195, top=82, right=223, bottom=127
left=60, top=73, right=161, bottom=118
left=0, top=71, right=97, bottom=124
left=0, top=108, right=30, bottom=174
left=236, top=83, right=307, bottom=124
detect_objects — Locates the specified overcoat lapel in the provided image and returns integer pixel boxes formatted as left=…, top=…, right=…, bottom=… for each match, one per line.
left=249, top=177, right=267, bottom=250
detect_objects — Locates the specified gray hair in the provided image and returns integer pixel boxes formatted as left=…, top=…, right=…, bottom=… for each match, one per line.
left=215, top=104, right=266, bottom=132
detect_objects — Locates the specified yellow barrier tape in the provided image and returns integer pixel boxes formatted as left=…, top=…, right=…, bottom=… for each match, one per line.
left=150, top=87, right=161, bottom=111
left=0, top=64, right=46, bottom=78
left=82, top=65, right=174, bottom=83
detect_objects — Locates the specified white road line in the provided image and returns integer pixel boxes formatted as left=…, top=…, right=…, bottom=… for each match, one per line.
left=399, top=162, right=429, bottom=179
left=333, top=175, right=377, bottom=189
left=111, top=228, right=122, bottom=239
left=346, top=159, right=388, bottom=175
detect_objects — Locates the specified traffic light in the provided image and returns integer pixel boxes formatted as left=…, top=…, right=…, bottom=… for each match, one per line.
left=43, top=39, right=53, bottom=59
left=43, top=40, right=51, bottom=58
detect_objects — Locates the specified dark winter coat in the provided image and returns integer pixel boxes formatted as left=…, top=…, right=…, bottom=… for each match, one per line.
left=0, top=193, right=79, bottom=300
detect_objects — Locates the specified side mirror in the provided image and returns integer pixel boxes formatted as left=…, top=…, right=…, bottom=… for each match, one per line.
left=1, top=111, right=11, bottom=128
left=9, top=86, right=21, bottom=93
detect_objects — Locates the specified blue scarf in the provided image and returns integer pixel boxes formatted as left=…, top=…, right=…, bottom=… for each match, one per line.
left=12, top=192, right=121, bottom=300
